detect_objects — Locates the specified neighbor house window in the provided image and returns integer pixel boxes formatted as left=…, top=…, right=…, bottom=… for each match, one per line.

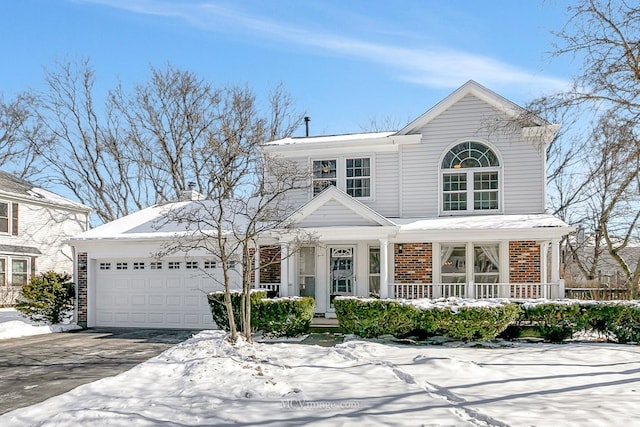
left=0, top=202, right=8, bottom=233
left=441, top=141, right=500, bottom=213
left=0, top=259, right=6, bottom=286
left=312, top=157, right=373, bottom=198
left=11, top=259, right=28, bottom=285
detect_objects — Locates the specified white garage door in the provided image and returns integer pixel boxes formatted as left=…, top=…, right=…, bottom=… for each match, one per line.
left=94, top=258, right=232, bottom=329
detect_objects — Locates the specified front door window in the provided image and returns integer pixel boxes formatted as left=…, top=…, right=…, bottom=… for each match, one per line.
left=329, top=247, right=354, bottom=307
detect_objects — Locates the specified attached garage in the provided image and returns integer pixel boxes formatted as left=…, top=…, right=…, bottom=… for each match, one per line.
left=70, top=195, right=244, bottom=329
left=93, top=257, right=223, bottom=328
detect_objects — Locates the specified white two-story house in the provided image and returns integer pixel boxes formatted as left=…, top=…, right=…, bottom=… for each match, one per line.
left=71, top=81, right=572, bottom=328
left=0, top=171, right=91, bottom=305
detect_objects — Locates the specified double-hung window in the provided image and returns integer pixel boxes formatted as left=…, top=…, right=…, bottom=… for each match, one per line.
left=441, top=141, right=500, bottom=213
left=312, top=157, right=372, bottom=198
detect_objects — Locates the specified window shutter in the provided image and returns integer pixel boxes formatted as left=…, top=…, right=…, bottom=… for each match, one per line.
left=11, top=203, right=18, bottom=236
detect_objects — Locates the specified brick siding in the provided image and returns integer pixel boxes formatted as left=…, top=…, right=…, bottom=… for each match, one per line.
left=77, top=252, right=88, bottom=327
left=249, top=246, right=281, bottom=284
left=509, top=241, right=541, bottom=283
left=394, top=243, right=432, bottom=284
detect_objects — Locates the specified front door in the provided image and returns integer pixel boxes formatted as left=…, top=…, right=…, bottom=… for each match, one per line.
left=329, top=246, right=355, bottom=309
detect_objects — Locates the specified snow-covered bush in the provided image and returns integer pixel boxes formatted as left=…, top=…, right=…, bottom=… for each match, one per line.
left=207, top=290, right=268, bottom=332
left=417, top=301, right=521, bottom=341
left=253, top=296, right=315, bottom=337
left=334, top=297, right=419, bottom=338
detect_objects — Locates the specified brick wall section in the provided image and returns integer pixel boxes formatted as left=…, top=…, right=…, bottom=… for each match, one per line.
left=77, top=252, right=88, bottom=327
left=249, top=246, right=281, bottom=284
left=394, top=243, right=432, bottom=283
left=509, top=241, right=541, bottom=283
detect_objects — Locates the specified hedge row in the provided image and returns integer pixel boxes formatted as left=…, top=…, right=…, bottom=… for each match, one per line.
left=516, top=300, right=640, bottom=343
left=334, top=297, right=521, bottom=341
left=207, top=291, right=315, bottom=337
left=335, top=297, right=640, bottom=343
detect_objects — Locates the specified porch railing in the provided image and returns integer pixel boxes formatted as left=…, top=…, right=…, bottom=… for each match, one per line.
left=255, top=283, right=280, bottom=295
left=391, top=281, right=565, bottom=300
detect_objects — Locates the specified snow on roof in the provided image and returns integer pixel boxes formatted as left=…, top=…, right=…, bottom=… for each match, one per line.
left=264, top=131, right=396, bottom=146
left=0, top=170, right=90, bottom=212
left=395, top=214, right=571, bottom=231
left=71, top=200, right=234, bottom=241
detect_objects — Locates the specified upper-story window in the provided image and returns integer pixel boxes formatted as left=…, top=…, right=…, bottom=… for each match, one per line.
left=312, top=158, right=371, bottom=198
left=441, top=141, right=500, bottom=213
left=0, top=201, right=18, bottom=235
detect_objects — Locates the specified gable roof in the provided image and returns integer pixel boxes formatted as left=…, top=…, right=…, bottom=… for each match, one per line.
left=0, top=170, right=91, bottom=212
left=396, top=80, right=549, bottom=135
left=286, top=186, right=395, bottom=228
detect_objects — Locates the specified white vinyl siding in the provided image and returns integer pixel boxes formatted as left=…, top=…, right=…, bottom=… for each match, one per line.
left=402, top=94, right=545, bottom=217
left=297, top=199, right=378, bottom=227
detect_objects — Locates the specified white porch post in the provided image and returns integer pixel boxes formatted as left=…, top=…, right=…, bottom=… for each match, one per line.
left=253, top=244, right=260, bottom=289
left=379, top=238, right=389, bottom=298
left=551, top=238, right=561, bottom=298
left=280, top=243, right=289, bottom=297
left=288, top=245, right=297, bottom=296
left=550, top=239, right=560, bottom=283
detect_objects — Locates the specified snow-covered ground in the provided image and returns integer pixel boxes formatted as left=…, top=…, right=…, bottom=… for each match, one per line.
left=0, top=308, right=80, bottom=339
left=2, top=329, right=639, bottom=426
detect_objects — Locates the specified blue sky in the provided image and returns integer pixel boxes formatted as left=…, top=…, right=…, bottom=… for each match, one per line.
left=1, top=0, right=574, bottom=136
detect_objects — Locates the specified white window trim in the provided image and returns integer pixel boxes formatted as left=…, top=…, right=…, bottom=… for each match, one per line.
left=438, top=139, right=503, bottom=216
left=436, top=242, right=506, bottom=284
left=0, top=200, right=11, bottom=235
left=310, top=155, right=375, bottom=201
left=1, top=256, right=31, bottom=286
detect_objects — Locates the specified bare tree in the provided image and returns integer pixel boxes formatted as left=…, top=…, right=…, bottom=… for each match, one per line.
left=0, top=92, right=45, bottom=179
left=155, top=144, right=313, bottom=344
left=524, top=0, right=640, bottom=292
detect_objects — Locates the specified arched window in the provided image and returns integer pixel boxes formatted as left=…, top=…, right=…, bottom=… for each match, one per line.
left=441, top=141, right=500, bottom=212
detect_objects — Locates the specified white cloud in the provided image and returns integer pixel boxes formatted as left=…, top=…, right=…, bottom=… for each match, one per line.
left=77, top=0, right=570, bottom=93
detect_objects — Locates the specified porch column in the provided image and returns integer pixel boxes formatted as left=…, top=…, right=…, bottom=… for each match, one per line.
left=379, top=238, right=389, bottom=298
left=253, top=244, right=260, bottom=289
left=550, top=238, right=560, bottom=284
left=279, top=243, right=290, bottom=297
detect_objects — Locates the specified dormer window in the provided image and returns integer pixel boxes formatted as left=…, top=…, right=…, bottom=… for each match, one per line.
left=312, top=158, right=372, bottom=198
left=441, top=141, right=500, bottom=213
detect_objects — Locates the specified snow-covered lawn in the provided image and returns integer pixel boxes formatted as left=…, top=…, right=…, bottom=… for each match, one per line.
left=2, top=330, right=639, bottom=426
left=0, top=308, right=80, bottom=339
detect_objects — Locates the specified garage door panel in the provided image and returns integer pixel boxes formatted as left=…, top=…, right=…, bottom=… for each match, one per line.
left=94, top=258, right=223, bottom=328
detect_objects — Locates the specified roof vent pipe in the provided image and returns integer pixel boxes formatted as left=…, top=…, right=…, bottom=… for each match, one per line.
left=304, top=116, right=310, bottom=137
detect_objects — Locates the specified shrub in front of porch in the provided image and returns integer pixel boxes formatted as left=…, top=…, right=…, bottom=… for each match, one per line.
left=518, top=301, right=588, bottom=343
left=334, top=297, right=419, bottom=338
left=416, top=300, right=522, bottom=342
left=207, top=290, right=268, bottom=332
left=253, top=297, right=315, bottom=337
left=208, top=291, right=315, bottom=337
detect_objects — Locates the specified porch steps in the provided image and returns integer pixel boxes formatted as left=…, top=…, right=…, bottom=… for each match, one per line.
left=309, top=317, right=340, bottom=332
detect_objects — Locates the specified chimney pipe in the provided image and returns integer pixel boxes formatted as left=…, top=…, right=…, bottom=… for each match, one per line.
left=304, top=116, right=310, bottom=137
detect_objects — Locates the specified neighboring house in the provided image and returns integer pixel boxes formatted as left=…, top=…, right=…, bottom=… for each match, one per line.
left=71, top=81, right=573, bottom=329
left=0, top=171, right=91, bottom=305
